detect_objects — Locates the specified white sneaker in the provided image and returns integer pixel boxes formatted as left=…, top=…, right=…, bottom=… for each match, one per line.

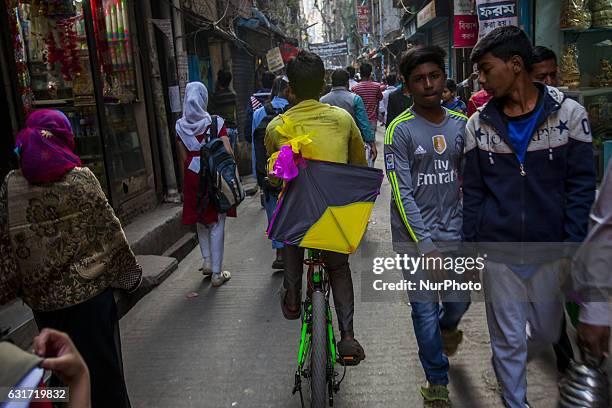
left=211, top=271, right=231, bottom=287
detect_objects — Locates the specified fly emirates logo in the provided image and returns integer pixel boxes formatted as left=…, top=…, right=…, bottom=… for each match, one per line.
left=416, top=159, right=457, bottom=186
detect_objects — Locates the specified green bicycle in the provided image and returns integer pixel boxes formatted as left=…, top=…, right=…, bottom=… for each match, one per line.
left=292, top=249, right=347, bottom=408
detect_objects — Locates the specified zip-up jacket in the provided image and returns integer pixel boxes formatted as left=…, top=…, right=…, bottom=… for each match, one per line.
left=384, top=108, right=467, bottom=254
left=463, top=84, right=595, bottom=247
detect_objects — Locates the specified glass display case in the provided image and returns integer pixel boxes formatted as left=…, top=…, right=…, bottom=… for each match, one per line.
left=12, top=0, right=109, bottom=193
left=9, top=0, right=149, bottom=201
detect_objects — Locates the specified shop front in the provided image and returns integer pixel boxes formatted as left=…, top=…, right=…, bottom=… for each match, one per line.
left=533, top=0, right=612, bottom=179
left=413, top=0, right=452, bottom=77
left=3, top=0, right=158, bottom=219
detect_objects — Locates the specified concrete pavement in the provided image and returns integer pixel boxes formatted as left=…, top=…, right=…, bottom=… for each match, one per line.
left=119, top=132, right=566, bottom=408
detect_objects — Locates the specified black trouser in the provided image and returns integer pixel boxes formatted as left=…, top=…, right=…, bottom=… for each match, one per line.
left=283, top=245, right=355, bottom=334
left=33, top=288, right=131, bottom=408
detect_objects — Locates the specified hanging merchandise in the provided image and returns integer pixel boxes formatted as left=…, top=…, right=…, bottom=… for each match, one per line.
left=7, top=0, right=34, bottom=112
left=591, top=0, right=612, bottom=28
left=560, top=43, right=582, bottom=89
left=560, top=0, right=592, bottom=30
left=56, top=17, right=82, bottom=81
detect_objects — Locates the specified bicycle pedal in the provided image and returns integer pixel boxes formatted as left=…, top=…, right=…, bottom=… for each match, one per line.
left=337, top=355, right=359, bottom=366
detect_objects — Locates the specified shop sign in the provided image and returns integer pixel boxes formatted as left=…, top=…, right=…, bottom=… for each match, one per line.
left=454, top=0, right=474, bottom=15
left=454, top=15, right=479, bottom=48
left=476, top=0, right=518, bottom=39
left=309, top=41, right=348, bottom=59
left=357, top=3, right=372, bottom=34
left=266, top=47, right=285, bottom=72
left=417, top=1, right=436, bottom=28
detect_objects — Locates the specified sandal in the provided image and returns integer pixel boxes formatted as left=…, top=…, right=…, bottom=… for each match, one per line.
left=421, top=383, right=450, bottom=405
left=337, top=338, right=366, bottom=366
left=211, top=271, right=231, bottom=287
left=279, top=285, right=301, bottom=320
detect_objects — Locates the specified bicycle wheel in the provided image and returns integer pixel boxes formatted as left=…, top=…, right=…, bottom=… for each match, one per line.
left=310, top=290, right=328, bottom=408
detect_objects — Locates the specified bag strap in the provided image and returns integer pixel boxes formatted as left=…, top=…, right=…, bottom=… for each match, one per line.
left=263, top=102, right=275, bottom=116
left=206, top=115, right=219, bottom=142
left=197, top=116, right=219, bottom=214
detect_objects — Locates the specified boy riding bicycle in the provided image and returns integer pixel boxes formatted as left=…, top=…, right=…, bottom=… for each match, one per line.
left=265, top=50, right=368, bottom=365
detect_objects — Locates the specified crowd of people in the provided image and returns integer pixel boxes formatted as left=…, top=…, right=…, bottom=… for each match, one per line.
left=0, top=24, right=610, bottom=408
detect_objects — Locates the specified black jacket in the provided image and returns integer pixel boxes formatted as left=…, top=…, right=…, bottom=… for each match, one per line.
left=385, top=88, right=413, bottom=128
left=463, top=84, right=596, bottom=250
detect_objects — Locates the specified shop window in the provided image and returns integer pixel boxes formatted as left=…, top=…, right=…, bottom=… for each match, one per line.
left=90, top=0, right=147, bottom=194
left=7, top=0, right=108, bottom=192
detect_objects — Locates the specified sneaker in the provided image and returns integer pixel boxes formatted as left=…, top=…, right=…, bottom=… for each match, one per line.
left=211, top=271, right=231, bottom=287
left=199, top=259, right=213, bottom=276
left=199, top=263, right=212, bottom=276
left=421, top=383, right=450, bottom=407
left=441, top=328, right=463, bottom=357
left=501, top=396, right=531, bottom=408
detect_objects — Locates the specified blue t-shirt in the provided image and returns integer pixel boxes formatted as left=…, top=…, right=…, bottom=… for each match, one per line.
left=505, top=96, right=544, bottom=165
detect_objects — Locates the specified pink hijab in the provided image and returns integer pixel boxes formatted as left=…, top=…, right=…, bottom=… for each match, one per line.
left=15, top=109, right=82, bottom=184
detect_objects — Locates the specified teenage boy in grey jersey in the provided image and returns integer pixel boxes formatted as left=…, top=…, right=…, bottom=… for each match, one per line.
left=383, top=46, right=470, bottom=407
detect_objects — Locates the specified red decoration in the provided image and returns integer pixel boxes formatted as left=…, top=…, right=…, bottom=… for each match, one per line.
left=57, top=17, right=81, bottom=80
left=90, top=0, right=113, bottom=75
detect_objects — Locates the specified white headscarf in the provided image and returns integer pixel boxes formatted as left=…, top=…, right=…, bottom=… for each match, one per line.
left=175, top=82, right=212, bottom=147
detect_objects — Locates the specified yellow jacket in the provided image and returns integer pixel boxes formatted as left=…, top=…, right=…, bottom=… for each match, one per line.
left=265, top=100, right=367, bottom=166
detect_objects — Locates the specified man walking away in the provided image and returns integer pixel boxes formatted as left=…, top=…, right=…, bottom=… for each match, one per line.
left=210, top=70, right=239, bottom=151
left=265, top=50, right=368, bottom=365
left=385, top=75, right=413, bottom=128
left=320, top=69, right=377, bottom=165
left=252, top=76, right=290, bottom=270
left=379, top=73, right=398, bottom=125
left=245, top=71, right=275, bottom=143
left=352, top=63, right=383, bottom=164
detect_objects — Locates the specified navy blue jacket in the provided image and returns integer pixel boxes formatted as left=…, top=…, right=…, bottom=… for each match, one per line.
left=463, top=84, right=595, bottom=245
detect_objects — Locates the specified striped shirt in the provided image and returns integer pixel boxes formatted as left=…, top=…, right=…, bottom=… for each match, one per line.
left=351, top=80, right=383, bottom=123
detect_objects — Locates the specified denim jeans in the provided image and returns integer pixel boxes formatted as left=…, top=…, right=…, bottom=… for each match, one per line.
left=402, top=264, right=471, bottom=385
left=264, top=187, right=283, bottom=250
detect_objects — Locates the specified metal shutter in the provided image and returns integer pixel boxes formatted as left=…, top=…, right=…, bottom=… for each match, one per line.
left=431, top=20, right=449, bottom=75
left=231, top=45, right=256, bottom=175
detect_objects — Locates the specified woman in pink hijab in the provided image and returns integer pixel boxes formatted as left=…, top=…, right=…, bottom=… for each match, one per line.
left=1, top=109, right=140, bottom=408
